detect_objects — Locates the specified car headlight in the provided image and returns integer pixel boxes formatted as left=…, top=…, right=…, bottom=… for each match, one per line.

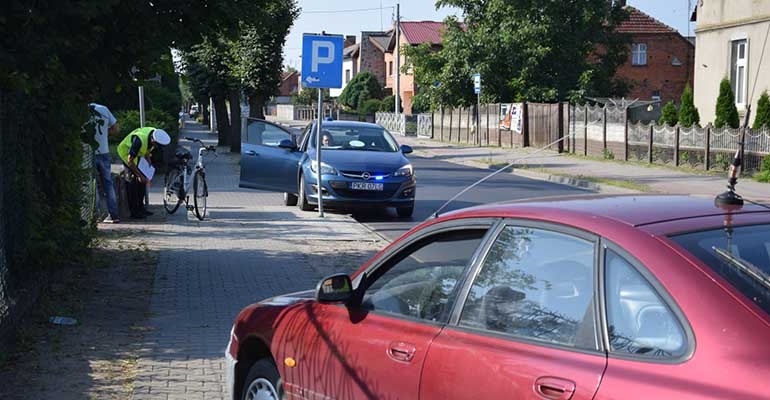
left=393, top=164, right=413, bottom=177
left=310, top=160, right=339, bottom=175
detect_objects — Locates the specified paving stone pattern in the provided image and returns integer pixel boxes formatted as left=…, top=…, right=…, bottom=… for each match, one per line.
left=131, top=123, right=379, bottom=400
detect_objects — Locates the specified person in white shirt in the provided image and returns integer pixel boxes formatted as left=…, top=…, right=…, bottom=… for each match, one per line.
left=89, top=103, right=121, bottom=223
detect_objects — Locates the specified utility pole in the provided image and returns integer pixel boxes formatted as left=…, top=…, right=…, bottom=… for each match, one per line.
left=394, top=2, right=400, bottom=116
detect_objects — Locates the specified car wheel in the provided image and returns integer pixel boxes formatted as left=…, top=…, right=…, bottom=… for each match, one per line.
left=396, top=204, right=414, bottom=218
left=298, top=174, right=313, bottom=211
left=284, top=192, right=298, bottom=206
left=241, top=359, right=285, bottom=400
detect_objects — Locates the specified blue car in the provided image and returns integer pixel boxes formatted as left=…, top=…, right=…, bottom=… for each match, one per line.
left=239, top=119, right=416, bottom=217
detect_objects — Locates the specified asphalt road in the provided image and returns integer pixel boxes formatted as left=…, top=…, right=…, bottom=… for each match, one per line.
left=350, top=154, right=593, bottom=241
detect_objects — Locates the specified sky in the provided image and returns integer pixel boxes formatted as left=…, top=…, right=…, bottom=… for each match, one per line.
left=283, top=0, right=697, bottom=72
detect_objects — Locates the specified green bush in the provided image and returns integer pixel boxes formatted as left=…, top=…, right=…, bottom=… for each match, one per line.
left=411, top=93, right=430, bottom=114
left=714, top=78, right=740, bottom=128
left=380, top=95, right=395, bottom=112
left=113, top=109, right=179, bottom=144
left=659, top=101, right=678, bottom=126
left=359, top=99, right=382, bottom=116
left=762, top=154, right=770, bottom=173
left=143, top=83, right=182, bottom=118
left=339, top=72, right=384, bottom=109
left=752, top=91, right=770, bottom=130
left=678, top=84, right=700, bottom=127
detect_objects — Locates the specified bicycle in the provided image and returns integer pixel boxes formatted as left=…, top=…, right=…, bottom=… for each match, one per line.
left=163, top=137, right=217, bottom=220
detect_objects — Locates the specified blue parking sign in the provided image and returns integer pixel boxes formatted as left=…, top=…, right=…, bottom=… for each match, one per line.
left=301, top=34, right=343, bottom=89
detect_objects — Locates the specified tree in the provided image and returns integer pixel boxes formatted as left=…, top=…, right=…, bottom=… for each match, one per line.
left=405, top=0, right=629, bottom=108
left=338, top=72, right=384, bottom=110
left=714, top=78, right=740, bottom=129
left=660, top=101, right=678, bottom=126
left=752, top=91, right=770, bottom=130
left=678, top=84, right=700, bottom=127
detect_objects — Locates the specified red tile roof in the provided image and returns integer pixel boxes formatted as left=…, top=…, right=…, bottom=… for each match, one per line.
left=617, top=6, right=678, bottom=34
left=399, top=21, right=449, bottom=45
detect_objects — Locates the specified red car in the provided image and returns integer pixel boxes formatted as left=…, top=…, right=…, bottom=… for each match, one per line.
left=226, top=194, right=770, bottom=400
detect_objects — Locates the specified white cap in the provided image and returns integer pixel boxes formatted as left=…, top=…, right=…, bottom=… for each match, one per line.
left=152, top=129, right=171, bottom=145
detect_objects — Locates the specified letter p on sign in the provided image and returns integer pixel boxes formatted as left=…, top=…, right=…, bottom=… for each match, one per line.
left=301, top=34, right=343, bottom=88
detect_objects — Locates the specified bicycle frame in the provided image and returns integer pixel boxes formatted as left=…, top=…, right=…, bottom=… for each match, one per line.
left=163, top=137, right=216, bottom=220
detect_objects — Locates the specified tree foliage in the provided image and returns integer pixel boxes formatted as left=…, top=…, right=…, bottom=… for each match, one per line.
left=678, top=84, right=700, bottom=127
left=404, top=0, right=630, bottom=109
left=714, top=78, right=740, bottom=129
left=659, top=101, right=678, bottom=126
left=338, top=72, right=384, bottom=110
left=752, top=91, right=770, bottom=130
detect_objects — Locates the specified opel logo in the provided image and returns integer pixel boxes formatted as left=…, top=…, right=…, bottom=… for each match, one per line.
left=362, top=172, right=371, bottom=180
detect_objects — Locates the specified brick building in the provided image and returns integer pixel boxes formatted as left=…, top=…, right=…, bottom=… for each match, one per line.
left=614, top=6, right=695, bottom=103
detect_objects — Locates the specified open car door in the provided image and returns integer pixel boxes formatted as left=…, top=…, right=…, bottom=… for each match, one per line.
left=239, top=119, right=302, bottom=192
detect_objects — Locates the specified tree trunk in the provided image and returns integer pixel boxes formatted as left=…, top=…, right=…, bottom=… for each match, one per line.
left=213, top=95, right=229, bottom=146
left=202, top=103, right=210, bottom=125
left=249, top=94, right=266, bottom=119
left=228, top=89, right=242, bottom=153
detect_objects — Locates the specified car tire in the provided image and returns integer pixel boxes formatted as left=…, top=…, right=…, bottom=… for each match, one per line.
left=241, top=359, right=285, bottom=400
left=396, top=204, right=414, bottom=218
left=284, top=192, right=298, bottom=206
left=298, top=174, right=313, bottom=211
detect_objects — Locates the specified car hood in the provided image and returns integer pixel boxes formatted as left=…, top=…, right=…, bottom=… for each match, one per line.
left=258, top=289, right=314, bottom=306
left=310, top=149, right=409, bottom=172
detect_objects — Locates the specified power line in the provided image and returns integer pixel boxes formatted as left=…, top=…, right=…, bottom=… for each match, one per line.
left=302, top=6, right=394, bottom=14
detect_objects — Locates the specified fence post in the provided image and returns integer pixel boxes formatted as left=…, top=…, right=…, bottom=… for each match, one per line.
left=498, top=103, right=502, bottom=147
left=584, top=105, right=588, bottom=156
left=648, top=124, right=654, bottom=164
left=602, top=106, right=608, bottom=152
left=674, top=125, right=681, bottom=167
left=466, top=106, right=471, bottom=144
left=705, top=124, right=711, bottom=171
left=623, top=107, right=629, bottom=161
left=523, top=102, right=530, bottom=147
left=449, top=107, right=453, bottom=142
left=485, top=103, right=490, bottom=146
left=558, top=102, right=564, bottom=153
left=440, top=108, right=444, bottom=141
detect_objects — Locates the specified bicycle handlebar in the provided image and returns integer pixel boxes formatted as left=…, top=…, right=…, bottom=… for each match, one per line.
left=183, top=136, right=217, bottom=152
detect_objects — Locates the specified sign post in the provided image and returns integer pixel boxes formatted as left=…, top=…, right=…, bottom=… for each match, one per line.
left=473, top=73, right=481, bottom=145
left=302, top=33, right=343, bottom=217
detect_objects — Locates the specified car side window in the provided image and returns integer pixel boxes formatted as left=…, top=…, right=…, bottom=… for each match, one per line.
left=605, top=250, right=687, bottom=358
left=459, top=226, right=597, bottom=350
left=361, top=229, right=488, bottom=323
left=245, top=120, right=291, bottom=146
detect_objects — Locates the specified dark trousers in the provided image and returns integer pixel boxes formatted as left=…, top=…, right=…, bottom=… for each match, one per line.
left=123, top=164, right=147, bottom=217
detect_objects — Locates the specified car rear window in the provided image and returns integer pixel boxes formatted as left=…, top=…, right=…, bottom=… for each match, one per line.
left=670, top=224, right=770, bottom=316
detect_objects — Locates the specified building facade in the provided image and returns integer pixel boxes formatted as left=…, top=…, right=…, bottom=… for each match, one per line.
left=614, top=6, right=695, bottom=104
left=693, top=0, right=770, bottom=126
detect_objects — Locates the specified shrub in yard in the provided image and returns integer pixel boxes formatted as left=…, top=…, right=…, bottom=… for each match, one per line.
left=659, top=101, right=678, bottom=126
left=359, top=99, right=383, bottom=116
left=752, top=91, right=770, bottom=130
left=714, top=78, right=740, bottom=128
left=678, top=84, right=700, bottom=127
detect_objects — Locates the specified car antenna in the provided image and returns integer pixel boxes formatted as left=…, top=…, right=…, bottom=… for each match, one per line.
left=716, top=21, right=770, bottom=207
left=432, top=135, right=568, bottom=218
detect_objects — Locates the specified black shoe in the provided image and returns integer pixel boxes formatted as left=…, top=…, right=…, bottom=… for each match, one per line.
left=143, top=210, right=154, bottom=216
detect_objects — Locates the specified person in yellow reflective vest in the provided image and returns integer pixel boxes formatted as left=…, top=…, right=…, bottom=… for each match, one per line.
left=117, top=127, right=171, bottom=219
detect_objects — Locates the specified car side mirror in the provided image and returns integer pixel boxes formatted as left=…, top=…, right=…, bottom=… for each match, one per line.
left=278, top=139, right=296, bottom=150
left=316, top=274, right=353, bottom=303
left=400, top=144, right=413, bottom=154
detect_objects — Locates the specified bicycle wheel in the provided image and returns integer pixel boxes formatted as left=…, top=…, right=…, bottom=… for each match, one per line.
left=193, top=169, right=208, bottom=220
left=163, top=168, right=183, bottom=214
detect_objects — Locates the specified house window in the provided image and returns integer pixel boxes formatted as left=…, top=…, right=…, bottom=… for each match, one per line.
left=731, top=39, right=748, bottom=107
left=389, top=61, right=393, bottom=76
left=632, top=43, right=647, bottom=66
left=652, top=90, right=661, bottom=101
left=345, top=69, right=351, bottom=84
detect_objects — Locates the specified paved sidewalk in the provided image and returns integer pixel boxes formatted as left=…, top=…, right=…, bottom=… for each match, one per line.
left=268, top=116, right=770, bottom=202
left=123, top=122, right=382, bottom=400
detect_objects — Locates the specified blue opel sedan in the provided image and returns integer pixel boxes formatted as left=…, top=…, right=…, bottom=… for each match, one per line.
left=239, top=119, right=416, bottom=217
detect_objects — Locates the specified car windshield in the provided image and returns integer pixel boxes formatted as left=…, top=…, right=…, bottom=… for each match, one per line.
left=669, top=224, right=770, bottom=316
left=310, top=126, right=399, bottom=152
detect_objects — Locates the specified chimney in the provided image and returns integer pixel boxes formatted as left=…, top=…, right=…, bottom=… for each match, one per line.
left=344, top=35, right=356, bottom=47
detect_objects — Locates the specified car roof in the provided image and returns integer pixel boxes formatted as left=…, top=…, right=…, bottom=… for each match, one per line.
left=312, top=120, right=383, bottom=129
left=438, top=194, right=770, bottom=232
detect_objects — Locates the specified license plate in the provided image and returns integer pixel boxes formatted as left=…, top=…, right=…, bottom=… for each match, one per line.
left=350, top=182, right=384, bottom=191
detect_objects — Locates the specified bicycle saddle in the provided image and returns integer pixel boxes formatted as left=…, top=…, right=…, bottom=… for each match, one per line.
left=175, top=147, right=192, bottom=161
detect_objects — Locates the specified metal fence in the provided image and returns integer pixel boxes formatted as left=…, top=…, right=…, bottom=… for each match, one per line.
left=375, top=112, right=406, bottom=135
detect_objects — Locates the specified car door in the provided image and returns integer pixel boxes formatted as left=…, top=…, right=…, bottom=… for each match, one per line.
left=275, top=221, right=495, bottom=400
left=239, top=119, right=302, bottom=192
left=420, top=221, right=608, bottom=400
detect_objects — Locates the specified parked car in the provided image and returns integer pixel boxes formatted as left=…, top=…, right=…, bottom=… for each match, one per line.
left=226, top=194, right=770, bottom=400
left=239, top=119, right=416, bottom=217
